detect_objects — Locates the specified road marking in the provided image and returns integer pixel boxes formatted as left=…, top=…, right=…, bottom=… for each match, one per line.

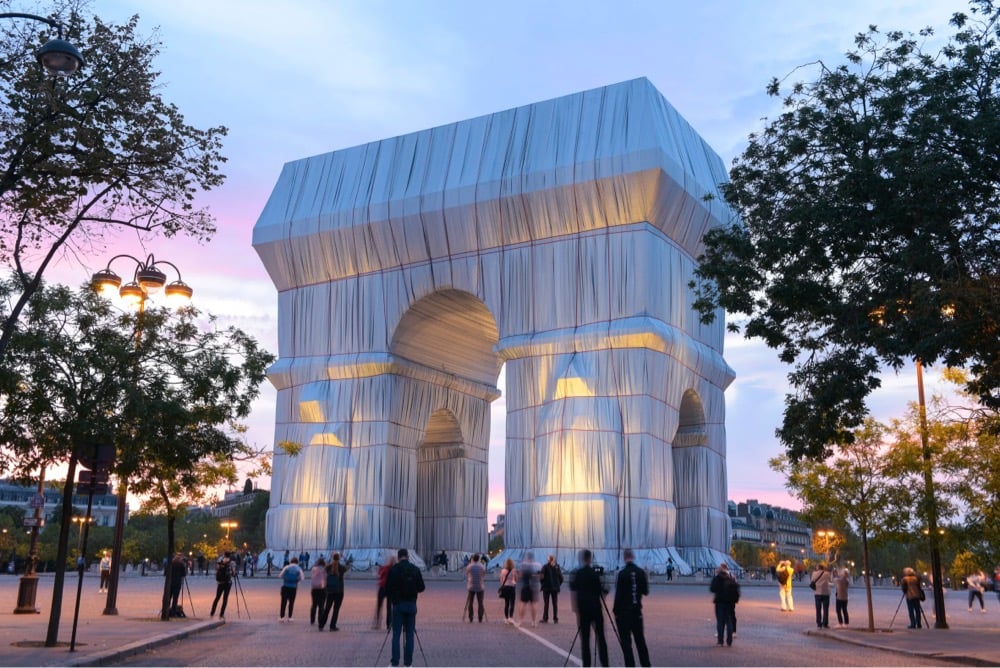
left=518, top=625, right=582, bottom=666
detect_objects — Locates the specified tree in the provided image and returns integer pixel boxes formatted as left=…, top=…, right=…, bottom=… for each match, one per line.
left=772, top=419, right=913, bottom=630
left=0, top=2, right=226, bottom=361
left=0, top=277, right=273, bottom=627
left=692, top=1, right=1000, bottom=462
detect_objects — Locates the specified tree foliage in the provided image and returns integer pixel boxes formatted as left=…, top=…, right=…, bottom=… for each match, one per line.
left=693, top=1, right=1000, bottom=460
left=0, top=0, right=227, bottom=359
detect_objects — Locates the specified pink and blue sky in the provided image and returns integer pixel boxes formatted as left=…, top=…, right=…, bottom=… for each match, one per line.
left=45, top=0, right=967, bottom=522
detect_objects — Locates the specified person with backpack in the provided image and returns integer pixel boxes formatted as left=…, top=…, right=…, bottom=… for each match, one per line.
left=613, top=548, right=651, bottom=667
left=319, top=553, right=349, bottom=631
left=308, top=557, right=327, bottom=626
left=776, top=560, right=795, bottom=612
left=540, top=554, right=564, bottom=623
left=211, top=552, right=235, bottom=619
left=709, top=562, right=740, bottom=646
left=386, top=548, right=425, bottom=668
left=278, top=556, right=304, bottom=622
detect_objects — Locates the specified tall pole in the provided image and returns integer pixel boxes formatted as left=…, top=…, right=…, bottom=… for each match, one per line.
left=103, top=298, right=142, bottom=615
left=916, top=359, right=948, bottom=629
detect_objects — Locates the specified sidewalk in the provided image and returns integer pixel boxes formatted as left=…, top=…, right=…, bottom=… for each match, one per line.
left=806, top=622, right=1000, bottom=666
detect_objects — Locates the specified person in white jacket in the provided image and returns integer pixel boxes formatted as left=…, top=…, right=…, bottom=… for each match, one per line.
left=833, top=566, right=850, bottom=626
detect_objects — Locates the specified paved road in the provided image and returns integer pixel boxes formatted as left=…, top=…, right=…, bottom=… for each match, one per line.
left=107, top=576, right=958, bottom=667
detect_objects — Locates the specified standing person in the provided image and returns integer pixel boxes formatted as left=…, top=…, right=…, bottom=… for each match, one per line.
left=967, top=569, right=987, bottom=612
left=665, top=557, right=675, bottom=582
left=709, top=562, right=740, bottom=647
left=810, top=563, right=832, bottom=629
left=374, top=555, right=396, bottom=630
left=464, top=553, right=486, bottom=623
left=278, top=556, right=303, bottom=622
left=386, top=548, right=425, bottom=668
left=570, top=549, right=609, bottom=667
left=833, top=566, right=850, bottom=626
left=540, top=554, right=564, bottom=623
left=308, top=557, right=327, bottom=625
left=499, top=557, right=518, bottom=625
left=211, top=552, right=235, bottom=619
left=98, top=550, right=112, bottom=593
left=901, top=567, right=924, bottom=628
left=320, top=553, right=349, bottom=631
left=168, top=552, right=188, bottom=617
left=613, top=548, right=651, bottom=667
left=517, top=551, right=541, bottom=627
left=776, top=560, right=795, bottom=612
left=995, top=566, right=1000, bottom=606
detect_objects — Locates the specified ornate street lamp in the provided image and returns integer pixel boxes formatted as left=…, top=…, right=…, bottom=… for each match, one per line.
left=0, top=12, right=84, bottom=76
left=91, top=253, right=192, bottom=616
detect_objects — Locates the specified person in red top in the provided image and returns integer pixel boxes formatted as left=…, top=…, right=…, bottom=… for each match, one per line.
left=373, top=555, right=396, bottom=630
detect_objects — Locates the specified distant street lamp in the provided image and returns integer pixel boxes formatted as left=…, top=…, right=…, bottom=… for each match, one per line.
left=91, top=254, right=193, bottom=616
left=0, top=12, right=84, bottom=76
left=71, top=517, right=93, bottom=555
left=220, top=521, right=238, bottom=540
left=814, top=530, right=837, bottom=563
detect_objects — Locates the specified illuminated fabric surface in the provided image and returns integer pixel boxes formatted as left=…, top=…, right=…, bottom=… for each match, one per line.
left=253, top=77, right=736, bottom=573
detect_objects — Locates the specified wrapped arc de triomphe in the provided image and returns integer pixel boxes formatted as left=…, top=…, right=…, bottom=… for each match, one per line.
left=252, top=77, right=736, bottom=573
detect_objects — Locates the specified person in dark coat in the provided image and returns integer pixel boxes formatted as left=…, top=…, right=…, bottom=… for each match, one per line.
left=210, top=552, right=235, bottom=619
left=540, top=554, right=564, bottom=623
left=570, top=549, right=609, bottom=667
left=613, top=548, right=651, bottom=667
left=709, top=562, right=740, bottom=646
left=319, top=553, right=349, bottom=631
left=386, top=548, right=426, bottom=668
left=168, top=552, right=188, bottom=617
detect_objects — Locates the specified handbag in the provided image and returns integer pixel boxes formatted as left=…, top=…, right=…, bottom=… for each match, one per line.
left=809, top=578, right=817, bottom=591
left=918, top=588, right=926, bottom=601
left=498, top=570, right=510, bottom=598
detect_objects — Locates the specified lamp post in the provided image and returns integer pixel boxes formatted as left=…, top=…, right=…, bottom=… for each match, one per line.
left=91, top=254, right=193, bottom=615
left=71, top=517, right=93, bottom=555
left=0, top=12, right=84, bottom=76
left=221, top=521, right=238, bottom=541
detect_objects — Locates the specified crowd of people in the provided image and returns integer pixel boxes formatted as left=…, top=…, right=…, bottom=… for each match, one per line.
left=155, top=545, right=1000, bottom=668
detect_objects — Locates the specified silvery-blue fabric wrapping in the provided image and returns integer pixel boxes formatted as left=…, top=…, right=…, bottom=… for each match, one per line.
left=253, top=77, right=736, bottom=573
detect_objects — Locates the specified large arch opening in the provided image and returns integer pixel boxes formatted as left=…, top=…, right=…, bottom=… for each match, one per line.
left=391, top=289, right=501, bottom=564
left=390, top=289, right=501, bottom=386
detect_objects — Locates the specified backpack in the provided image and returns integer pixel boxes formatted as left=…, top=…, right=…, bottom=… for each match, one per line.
left=776, top=568, right=789, bottom=585
left=215, top=561, right=232, bottom=584
left=726, top=575, right=741, bottom=603
left=400, top=564, right=420, bottom=599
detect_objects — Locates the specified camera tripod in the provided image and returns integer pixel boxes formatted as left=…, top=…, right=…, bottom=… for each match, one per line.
left=563, top=592, right=622, bottom=667
left=374, top=613, right=428, bottom=668
left=889, top=591, right=930, bottom=629
left=230, top=572, right=251, bottom=619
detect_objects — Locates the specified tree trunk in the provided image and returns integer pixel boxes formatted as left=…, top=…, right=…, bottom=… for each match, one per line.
left=45, top=452, right=79, bottom=646
left=160, top=513, right=177, bottom=620
left=861, top=529, right=875, bottom=631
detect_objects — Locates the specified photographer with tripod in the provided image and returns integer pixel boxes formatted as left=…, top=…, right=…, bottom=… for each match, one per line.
left=569, top=549, right=609, bottom=667
left=211, top=552, right=236, bottom=620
